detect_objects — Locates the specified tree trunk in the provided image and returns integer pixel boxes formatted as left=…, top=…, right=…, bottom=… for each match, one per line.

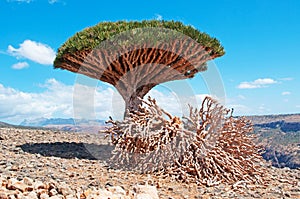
left=121, top=84, right=156, bottom=118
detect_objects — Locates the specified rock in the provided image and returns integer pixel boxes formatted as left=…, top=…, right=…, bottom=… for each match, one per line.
left=200, top=194, right=211, bottom=199
left=107, top=186, right=126, bottom=195
left=83, top=189, right=92, bottom=198
left=91, top=189, right=113, bottom=198
left=49, top=195, right=63, bottom=199
left=11, top=181, right=28, bottom=192
left=38, top=189, right=49, bottom=196
left=9, top=166, right=19, bottom=172
left=134, top=185, right=159, bottom=199
left=49, top=188, right=58, bottom=197
left=26, top=191, right=38, bottom=199
left=40, top=193, right=50, bottom=199
left=48, top=181, right=57, bottom=190
left=136, top=193, right=155, bottom=199
left=22, top=177, right=33, bottom=186
left=1, top=127, right=300, bottom=199
left=65, top=195, right=76, bottom=199
left=8, top=195, right=16, bottom=199
left=105, top=182, right=113, bottom=187
left=7, top=178, right=18, bottom=190
left=0, top=178, right=8, bottom=187
left=33, top=181, right=46, bottom=190
left=0, top=192, right=8, bottom=199
left=57, top=183, right=74, bottom=196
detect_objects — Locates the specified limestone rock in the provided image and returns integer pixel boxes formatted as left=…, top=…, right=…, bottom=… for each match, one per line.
left=134, top=185, right=159, bottom=199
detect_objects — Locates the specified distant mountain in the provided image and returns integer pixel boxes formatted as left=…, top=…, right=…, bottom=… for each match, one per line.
left=0, top=121, right=15, bottom=128
left=245, top=113, right=300, bottom=132
left=247, top=113, right=300, bottom=169
left=19, top=118, right=107, bottom=133
left=254, top=120, right=300, bottom=132
left=20, top=118, right=106, bottom=127
left=246, top=113, right=300, bottom=124
left=4, top=113, right=299, bottom=168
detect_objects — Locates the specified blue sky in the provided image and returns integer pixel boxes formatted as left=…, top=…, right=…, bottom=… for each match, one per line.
left=0, top=0, right=299, bottom=124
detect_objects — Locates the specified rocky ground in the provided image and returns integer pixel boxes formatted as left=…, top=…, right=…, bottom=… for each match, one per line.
left=0, top=128, right=299, bottom=199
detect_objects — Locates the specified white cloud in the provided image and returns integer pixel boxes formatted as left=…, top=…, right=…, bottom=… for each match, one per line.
left=0, top=78, right=220, bottom=124
left=296, top=105, right=300, bottom=108
left=48, top=0, right=58, bottom=4
left=227, top=104, right=251, bottom=116
left=237, top=78, right=277, bottom=89
left=279, top=77, right=293, bottom=81
left=11, top=62, right=29, bottom=70
left=146, top=89, right=183, bottom=116
left=7, top=0, right=63, bottom=4
left=7, top=0, right=33, bottom=3
left=155, top=14, right=163, bottom=20
left=1, top=79, right=198, bottom=124
left=7, top=40, right=56, bottom=65
left=281, top=91, right=291, bottom=96
left=195, top=94, right=211, bottom=102
left=147, top=91, right=211, bottom=117
left=0, top=79, right=117, bottom=124
left=258, top=104, right=271, bottom=113
left=237, top=94, right=246, bottom=100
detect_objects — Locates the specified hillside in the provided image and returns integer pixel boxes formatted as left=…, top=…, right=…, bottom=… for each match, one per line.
left=246, top=113, right=300, bottom=124
left=20, top=118, right=107, bottom=133
left=245, top=114, right=300, bottom=169
left=2, top=113, right=300, bottom=169
left=0, top=121, right=15, bottom=128
left=0, top=127, right=299, bottom=198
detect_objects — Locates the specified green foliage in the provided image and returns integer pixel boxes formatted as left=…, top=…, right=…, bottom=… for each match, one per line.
left=54, top=20, right=225, bottom=67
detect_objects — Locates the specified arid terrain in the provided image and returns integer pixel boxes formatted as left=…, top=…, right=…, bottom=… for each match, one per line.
left=0, top=122, right=299, bottom=198
left=246, top=114, right=300, bottom=169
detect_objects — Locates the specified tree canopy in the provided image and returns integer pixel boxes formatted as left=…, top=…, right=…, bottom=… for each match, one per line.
left=54, top=20, right=224, bottom=66
left=53, top=20, right=225, bottom=113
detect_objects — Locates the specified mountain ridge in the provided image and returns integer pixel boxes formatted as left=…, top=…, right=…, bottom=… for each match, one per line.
left=19, top=117, right=107, bottom=133
left=20, top=117, right=106, bottom=127
left=1, top=113, right=299, bottom=168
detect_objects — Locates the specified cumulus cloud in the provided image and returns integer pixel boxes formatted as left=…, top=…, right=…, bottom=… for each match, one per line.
left=147, top=91, right=211, bottom=117
left=281, top=91, right=291, bottom=96
left=7, top=0, right=33, bottom=3
left=0, top=79, right=213, bottom=124
left=0, top=79, right=117, bottom=124
left=237, top=78, right=277, bottom=89
left=11, top=62, right=29, bottom=70
left=7, top=40, right=56, bottom=65
left=155, top=14, right=163, bottom=20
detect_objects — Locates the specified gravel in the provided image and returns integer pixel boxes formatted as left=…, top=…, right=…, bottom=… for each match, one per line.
left=0, top=127, right=299, bottom=198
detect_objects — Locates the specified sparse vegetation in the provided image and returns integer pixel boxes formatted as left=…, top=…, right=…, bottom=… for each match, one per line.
left=253, top=126, right=300, bottom=169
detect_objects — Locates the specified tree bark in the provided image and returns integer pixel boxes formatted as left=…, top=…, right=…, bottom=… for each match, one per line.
left=121, top=84, right=156, bottom=117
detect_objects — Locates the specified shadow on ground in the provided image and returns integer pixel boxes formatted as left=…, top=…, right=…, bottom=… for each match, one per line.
left=19, top=142, right=115, bottom=161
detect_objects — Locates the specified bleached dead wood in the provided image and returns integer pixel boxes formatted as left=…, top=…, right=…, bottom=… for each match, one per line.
left=102, top=96, right=268, bottom=186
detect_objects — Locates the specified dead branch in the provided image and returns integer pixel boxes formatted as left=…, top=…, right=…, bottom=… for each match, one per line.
left=102, top=96, right=268, bottom=186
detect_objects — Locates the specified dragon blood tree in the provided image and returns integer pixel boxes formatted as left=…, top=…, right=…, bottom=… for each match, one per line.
left=54, top=20, right=224, bottom=114
left=54, top=20, right=268, bottom=186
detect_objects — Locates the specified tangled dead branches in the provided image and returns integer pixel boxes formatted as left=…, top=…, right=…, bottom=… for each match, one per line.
left=104, top=97, right=191, bottom=173
left=103, top=96, right=267, bottom=186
